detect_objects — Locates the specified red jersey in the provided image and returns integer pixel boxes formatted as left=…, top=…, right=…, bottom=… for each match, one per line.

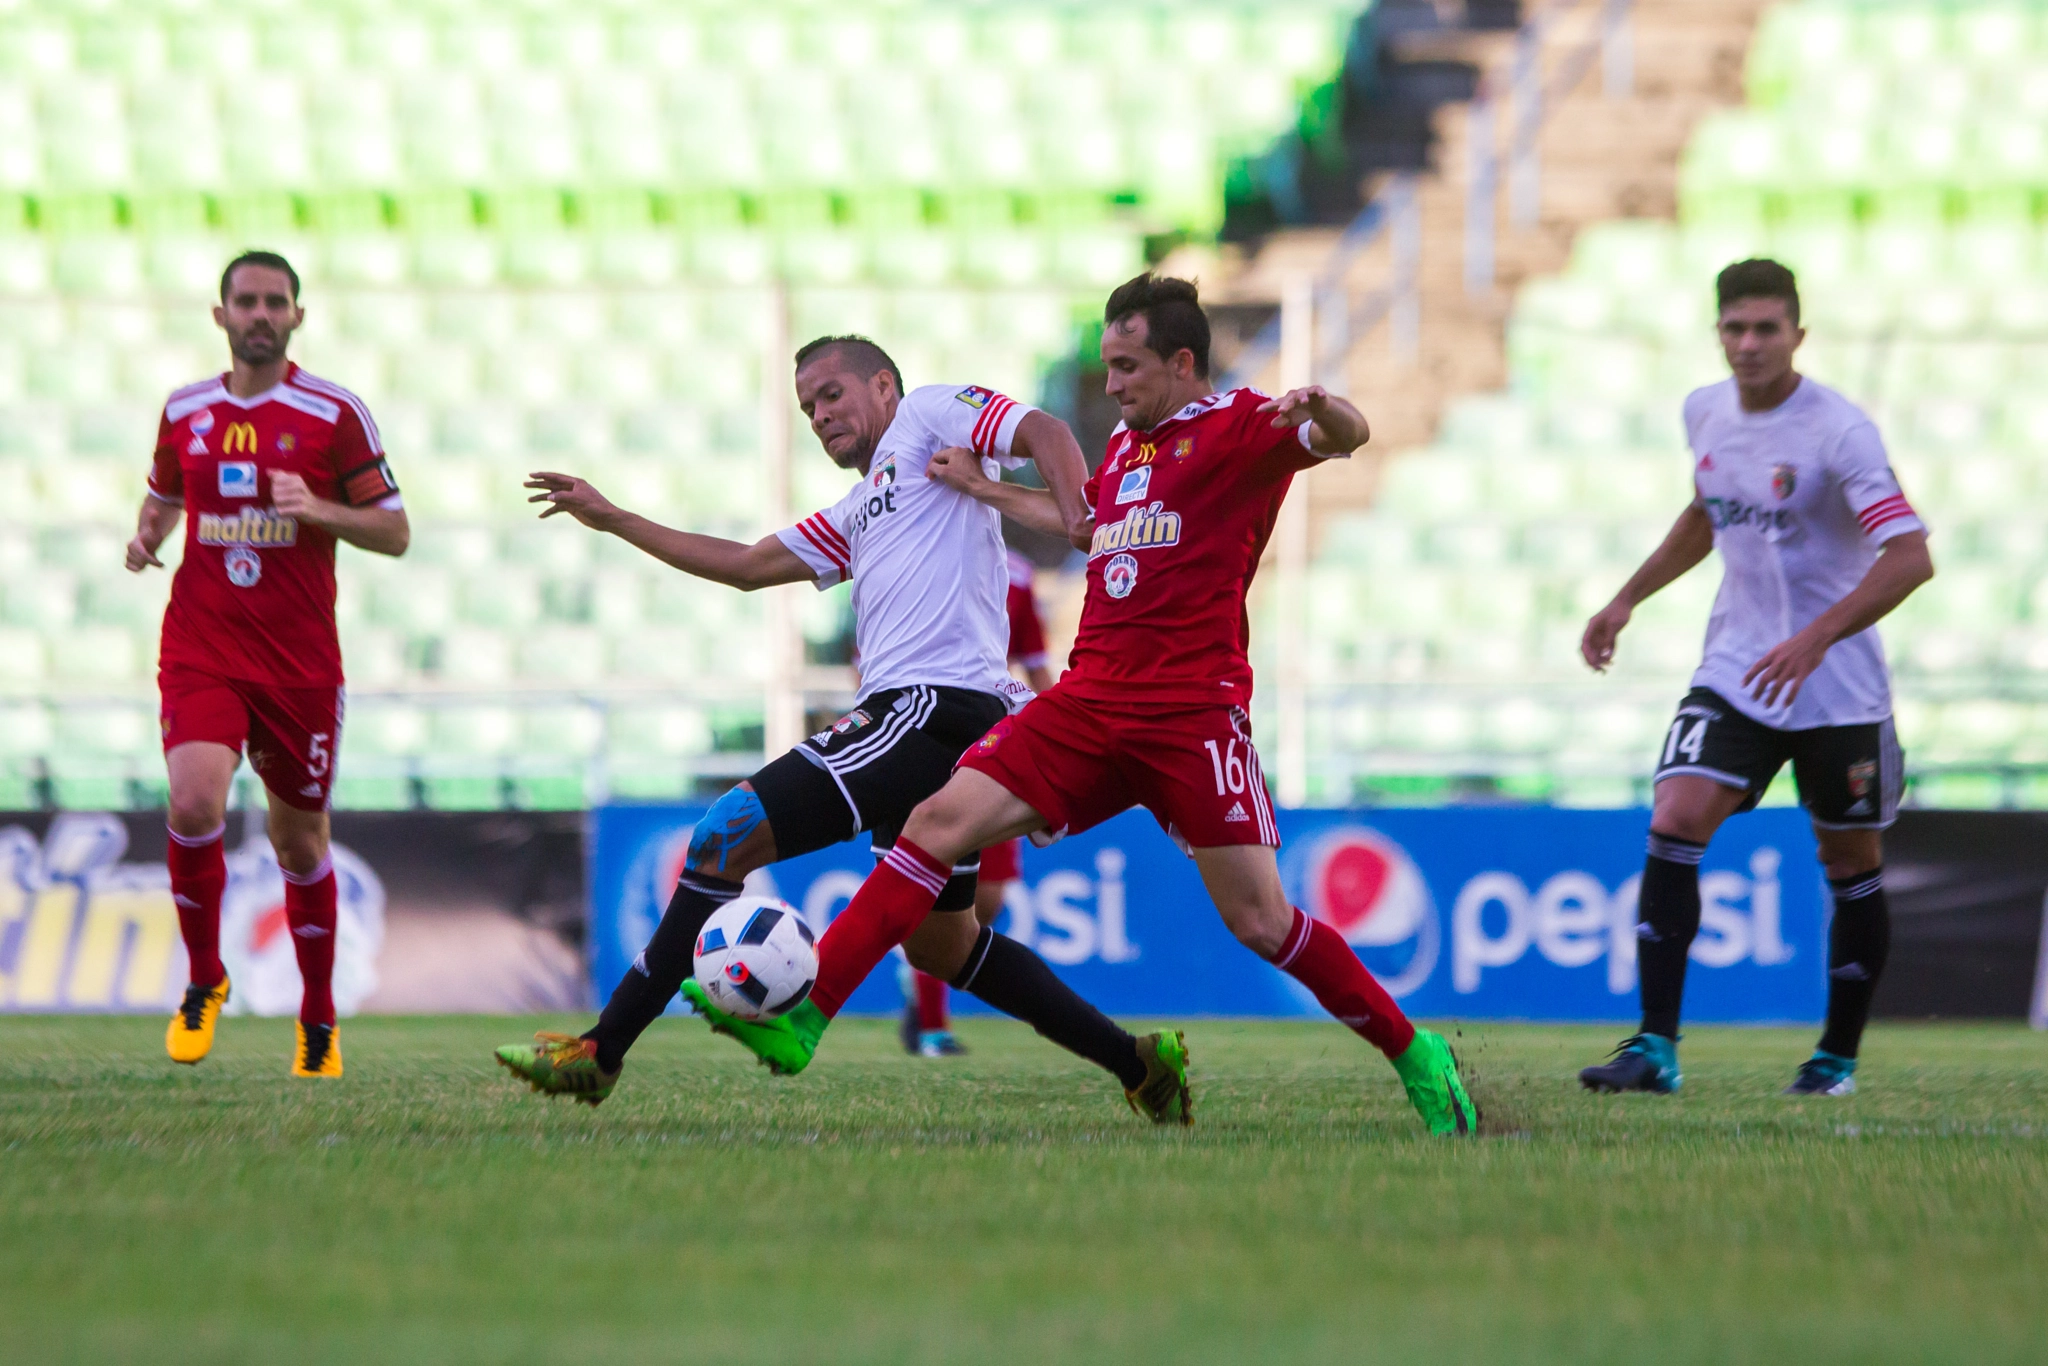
left=147, top=364, right=399, bottom=688
left=1064, top=388, right=1329, bottom=707
left=1004, top=548, right=1048, bottom=670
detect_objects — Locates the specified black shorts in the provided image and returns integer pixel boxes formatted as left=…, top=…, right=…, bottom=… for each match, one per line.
left=1653, top=688, right=1904, bottom=830
left=749, top=684, right=1010, bottom=911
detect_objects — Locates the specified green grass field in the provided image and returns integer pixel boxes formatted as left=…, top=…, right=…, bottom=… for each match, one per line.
left=2, top=1016, right=2044, bottom=1365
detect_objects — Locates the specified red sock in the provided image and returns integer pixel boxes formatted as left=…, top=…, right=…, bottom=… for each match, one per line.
left=811, top=838, right=950, bottom=1018
left=167, top=823, right=227, bottom=988
left=1269, top=907, right=1416, bottom=1059
left=915, top=972, right=950, bottom=1032
left=284, top=855, right=338, bottom=1027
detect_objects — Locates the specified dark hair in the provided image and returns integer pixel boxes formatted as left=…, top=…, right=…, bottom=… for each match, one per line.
left=1103, top=274, right=1211, bottom=379
left=793, top=334, right=904, bottom=398
left=1716, top=258, right=1799, bottom=325
left=219, top=250, right=301, bottom=303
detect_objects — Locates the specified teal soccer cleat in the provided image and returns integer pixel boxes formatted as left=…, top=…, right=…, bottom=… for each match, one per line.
left=1784, top=1051, right=1857, bottom=1095
left=1580, top=1033, right=1682, bottom=1094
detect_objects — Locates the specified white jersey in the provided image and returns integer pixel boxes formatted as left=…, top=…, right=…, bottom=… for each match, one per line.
left=777, top=384, right=1034, bottom=703
left=1683, top=376, right=1926, bottom=729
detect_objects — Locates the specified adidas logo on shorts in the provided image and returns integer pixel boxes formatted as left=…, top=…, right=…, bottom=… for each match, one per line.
left=1224, top=802, right=1250, bottom=823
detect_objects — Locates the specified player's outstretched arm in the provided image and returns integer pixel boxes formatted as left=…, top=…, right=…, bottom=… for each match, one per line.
left=1257, top=386, right=1370, bottom=455
left=525, top=470, right=810, bottom=591
left=272, top=472, right=410, bottom=557
left=125, top=493, right=181, bottom=571
left=1742, top=530, right=1933, bottom=707
left=924, top=447, right=1087, bottom=548
left=1580, top=502, right=1715, bottom=672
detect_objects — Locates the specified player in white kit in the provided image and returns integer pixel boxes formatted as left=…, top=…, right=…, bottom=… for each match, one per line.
left=1576, top=260, right=1934, bottom=1098
left=494, top=336, right=1187, bottom=1115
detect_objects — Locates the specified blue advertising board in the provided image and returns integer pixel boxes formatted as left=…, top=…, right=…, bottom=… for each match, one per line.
left=587, top=806, right=1828, bottom=1023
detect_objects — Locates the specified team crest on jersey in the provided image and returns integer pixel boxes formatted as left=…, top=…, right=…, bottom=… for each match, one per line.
left=189, top=409, right=215, bottom=436
left=1771, top=463, right=1797, bottom=500
left=872, top=459, right=897, bottom=488
left=1173, top=437, right=1194, bottom=461
left=954, top=386, right=993, bottom=411
left=277, top=432, right=296, bottom=453
left=218, top=461, right=258, bottom=498
left=1103, top=552, right=1140, bottom=599
left=223, top=547, right=262, bottom=588
left=1115, top=465, right=1152, bottom=504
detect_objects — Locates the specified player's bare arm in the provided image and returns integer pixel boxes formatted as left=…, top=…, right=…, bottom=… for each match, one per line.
left=1743, top=529, right=1933, bottom=707
left=1581, top=502, right=1716, bottom=672
left=924, top=448, right=1088, bottom=548
left=1010, top=410, right=1094, bottom=545
left=126, top=491, right=181, bottom=571
left=1255, top=385, right=1369, bottom=455
left=526, top=471, right=810, bottom=591
left=270, top=471, right=410, bottom=557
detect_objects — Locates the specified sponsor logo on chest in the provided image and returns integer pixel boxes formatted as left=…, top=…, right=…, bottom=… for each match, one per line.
left=197, top=506, right=299, bottom=548
left=1089, top=499, right=1182, bottom=558
left=218, top=461, right=259, bottom=498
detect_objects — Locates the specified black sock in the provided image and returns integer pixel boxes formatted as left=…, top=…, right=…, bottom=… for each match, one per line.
left=951, top=927, right=1147, bottom=1090
left=1637, top=832, right=1706, bottom=1040
left=584, top=871, right=743, bottom=1072
left=1818, top=867, right=1890, bottom=1059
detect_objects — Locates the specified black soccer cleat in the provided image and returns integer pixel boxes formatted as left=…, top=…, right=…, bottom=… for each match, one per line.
left=1579, top=1033, right=1681, bottom=1094
left=899, top=1000, right=922, bottom=1055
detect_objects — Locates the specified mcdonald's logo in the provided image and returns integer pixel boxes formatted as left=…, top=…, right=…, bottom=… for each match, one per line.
left=223, top=422, right=258, bottom=456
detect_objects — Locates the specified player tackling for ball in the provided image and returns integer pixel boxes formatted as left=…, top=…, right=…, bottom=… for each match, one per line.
left=712, top=276, right=1476, bottom=1136
left=495, top=336, right=1192, bottom=1120
left=136, top=251, right=409, bottom=1079
left=899, top=547, right=1055, bottom=1057
left=1577, top=260, right=1933, bottom=1098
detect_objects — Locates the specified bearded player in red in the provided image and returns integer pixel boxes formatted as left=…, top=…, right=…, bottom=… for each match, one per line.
left=126, top=252, right=409, bottom=1079
left=748, top=275, right=1475, bottom=1134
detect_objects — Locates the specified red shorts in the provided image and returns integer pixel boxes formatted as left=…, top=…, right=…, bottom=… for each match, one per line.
left=979, top=837, right=1021, bottom=883
left=160, top=669, right=344, bottom=812
left=960, top=681, right=1279, bottom=851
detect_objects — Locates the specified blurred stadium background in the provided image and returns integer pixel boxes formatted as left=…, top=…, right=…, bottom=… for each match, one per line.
left=0, top=0, right=2041, bottom=817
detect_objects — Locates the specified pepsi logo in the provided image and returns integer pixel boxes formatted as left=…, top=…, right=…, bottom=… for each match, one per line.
left=1298, top=826, right=1439, bottom=997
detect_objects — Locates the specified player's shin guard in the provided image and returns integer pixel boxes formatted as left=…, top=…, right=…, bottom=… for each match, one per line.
left=586, top=870, right=742, bottom=1073
left=810, top=838, right=950, bottom=1018
left=952, top=926, right=1147, bottom=1089
left=1818, top=867, right=1890, bottom=1059
left=282, top=855, right=338, bottom=1027
left=1268, top=908, right=1416, bottom=1060
left=168, top=822, right=228, bottom=988
left=1637, top=832, right=1706, bottom=1040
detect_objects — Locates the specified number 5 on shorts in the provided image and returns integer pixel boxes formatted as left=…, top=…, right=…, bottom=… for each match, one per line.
left=307, top=731, right=331, bottom=778
left=1203, top=738, right=1247, bottom=795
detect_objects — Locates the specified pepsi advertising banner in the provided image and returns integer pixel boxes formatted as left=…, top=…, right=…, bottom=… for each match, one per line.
left=588, top=806, right=1829, bottom=1023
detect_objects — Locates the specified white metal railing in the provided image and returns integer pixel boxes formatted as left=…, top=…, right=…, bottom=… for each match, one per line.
left=1468, top=0, right=1636, bottom=290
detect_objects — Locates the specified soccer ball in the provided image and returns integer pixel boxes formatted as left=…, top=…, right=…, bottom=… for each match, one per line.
left=692, top=896, right=818, bottom=1021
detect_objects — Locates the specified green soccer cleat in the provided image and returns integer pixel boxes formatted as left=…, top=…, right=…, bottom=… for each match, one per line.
left=1393, top=1028, right=1477, bottom=1136
left=494, top=1032, right=619, bottom=1107
left=1125, top=1030, right=1193, bottom=1125
left=680, top=978, right=828, bottom=1077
